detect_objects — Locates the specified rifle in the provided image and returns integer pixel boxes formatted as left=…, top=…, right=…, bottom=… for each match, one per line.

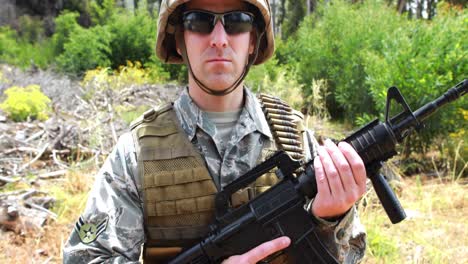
left=168, top=80, right=467, bottom=264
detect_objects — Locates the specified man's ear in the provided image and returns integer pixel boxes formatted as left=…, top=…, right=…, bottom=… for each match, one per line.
left=249, top=30, right=257, bottom=54
left=175, top=30, right=184, bottom=56
left=176, top=39, right=182, bottom=56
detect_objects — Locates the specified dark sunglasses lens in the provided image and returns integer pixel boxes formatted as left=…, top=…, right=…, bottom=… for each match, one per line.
left=183, top=12, right=213, bottom=34
left=224, top=12, right=254, bottom=34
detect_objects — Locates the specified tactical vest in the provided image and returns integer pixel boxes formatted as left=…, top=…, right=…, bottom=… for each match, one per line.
left=130, top=94, right=307, bottom=263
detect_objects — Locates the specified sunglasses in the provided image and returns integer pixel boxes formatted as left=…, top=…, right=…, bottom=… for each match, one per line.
left=182, top=10, right=255, bottom=35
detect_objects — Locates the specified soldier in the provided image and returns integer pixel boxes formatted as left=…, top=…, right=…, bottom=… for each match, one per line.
left=63, top=0, right=367, bottom=263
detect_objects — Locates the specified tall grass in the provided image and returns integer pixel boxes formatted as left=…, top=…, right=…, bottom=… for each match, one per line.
left=361, top=177, right=467, bottom=263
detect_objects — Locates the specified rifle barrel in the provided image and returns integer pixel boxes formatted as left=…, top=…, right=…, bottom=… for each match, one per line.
left=393, top=79, right=467, bottom=135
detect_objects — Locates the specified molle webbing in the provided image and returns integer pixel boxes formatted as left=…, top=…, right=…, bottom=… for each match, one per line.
left=131, top=104, right=281, bottom=261
left=258, top=93, right=305, bottom=161
left=131, top=104, right=218, bottom=248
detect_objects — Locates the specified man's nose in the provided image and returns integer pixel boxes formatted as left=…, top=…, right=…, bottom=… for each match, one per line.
left=210, top=21, right=228, bottom=49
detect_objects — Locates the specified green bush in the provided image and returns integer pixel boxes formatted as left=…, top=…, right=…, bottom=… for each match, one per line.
left=246, top=53, right=304, bottom=109
left=284, top=0, right=404, bottom=120
left=51, top=11, right=81, bottom=56
left=0, top=26, right=54, bottom=69
left=145, top=55, right=171, bottom=83
left=282, top=0, right=467, bottom=150
left=0, top=27, right=20, bottom=63
left=90, top=0, right=117, bottom=25
left=17, top=15, right=45, bottom=43
left=52, top=3, right=171, bottom=78
left=246, top=52, right=284, bottom=91
left=107, top=7, right=157, bottom=68
left=56, top=25, right=112, bottom=74
left=0, top=85, right=52, bottom=122
left=363, top=5, right=467, bottom=148
left=159, top=63, right=188, bottom=84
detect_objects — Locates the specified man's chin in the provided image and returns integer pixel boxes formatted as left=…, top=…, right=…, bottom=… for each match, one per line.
left=202, top=79, right=240, bottom=94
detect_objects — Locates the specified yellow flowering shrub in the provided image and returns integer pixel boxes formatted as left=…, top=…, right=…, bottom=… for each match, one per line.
left=81, top=61, right=167, bottom=94
left=0, top=85, right=51, bottom=121
left=81, top=67, right=112, bottom=91
left=116, top=61, right=149, bottom=86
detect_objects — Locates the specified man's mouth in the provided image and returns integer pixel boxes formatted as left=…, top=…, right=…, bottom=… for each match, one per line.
left=206, top=58, right=231, bottom=63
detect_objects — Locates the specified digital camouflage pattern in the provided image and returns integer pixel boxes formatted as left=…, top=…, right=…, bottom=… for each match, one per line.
left=63, top=87, right=366, bottom=263
left=173, top=88, right=274, bottom=189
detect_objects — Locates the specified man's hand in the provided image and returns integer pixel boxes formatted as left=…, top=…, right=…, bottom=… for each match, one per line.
left=312, top=139, right=367, bottom=219
left=222, top=236, right=291, bottom=264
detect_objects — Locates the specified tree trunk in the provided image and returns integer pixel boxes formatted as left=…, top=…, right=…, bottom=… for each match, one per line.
left=277, top=0, right=286, bottom=37
left=416, top=0, right=423, bottom=19
left=397, top=0, right=407, bottom=14
left=427, top=0, right=436, bottom=20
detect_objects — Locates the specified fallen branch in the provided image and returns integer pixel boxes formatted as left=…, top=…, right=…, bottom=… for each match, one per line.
left=0, top=175, right=19, bottom=184
left=18, top=143, right=50, bottom=173
left=107, top=102, right=118, bottom=144
left=38, top=170, right=68, bottom=180
left=25, top=130, right=45, bottom=143
left=24, top=200, right=57, bottom=220
left=18, top=189, right=37, bottom=200
left=52, top=149, right=69, bottom=169
left=2, top=147, right=41, bottom=155
left=0, top=189, right=29, bottom=198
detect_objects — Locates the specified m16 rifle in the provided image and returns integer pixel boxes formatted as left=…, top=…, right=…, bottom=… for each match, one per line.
left=168, top=80, right=467, bottom=264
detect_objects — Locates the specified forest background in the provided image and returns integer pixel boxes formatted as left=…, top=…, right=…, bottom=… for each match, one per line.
left=0, top=0, right=466, bottom=263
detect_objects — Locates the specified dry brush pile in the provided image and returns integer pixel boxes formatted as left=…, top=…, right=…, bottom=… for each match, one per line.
left=0, top=64, right=181, bottom=237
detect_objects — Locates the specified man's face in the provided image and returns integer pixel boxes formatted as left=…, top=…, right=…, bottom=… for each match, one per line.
left=180, top=0, right=255, bottom=92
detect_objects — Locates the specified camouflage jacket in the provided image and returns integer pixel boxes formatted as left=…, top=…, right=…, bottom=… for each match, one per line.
left=63, top=87, right=366, bottom=263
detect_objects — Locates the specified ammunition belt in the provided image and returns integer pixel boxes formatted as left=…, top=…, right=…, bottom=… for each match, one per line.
left=258, top=93, right=304, bottom=161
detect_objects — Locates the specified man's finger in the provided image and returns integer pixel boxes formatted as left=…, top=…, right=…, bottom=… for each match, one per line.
left=243, top=236, right=291, bottom=263
left=338, top=142, right=367, bottom=191
left=313, top=154, right=331, bottom=196
left=324, top=139, right=357, bottom=188
left=318, top=145, right=345, bottom=197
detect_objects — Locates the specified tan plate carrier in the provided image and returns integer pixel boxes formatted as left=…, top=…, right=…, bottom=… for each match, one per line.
left=130, top=94, right=306, bottom=263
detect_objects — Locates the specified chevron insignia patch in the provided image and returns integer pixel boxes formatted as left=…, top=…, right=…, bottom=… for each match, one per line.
left=75, top=216, right=108, bottom=244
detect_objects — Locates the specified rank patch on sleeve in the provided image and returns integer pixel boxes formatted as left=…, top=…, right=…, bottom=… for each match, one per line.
left=75, top=216, right=108, bottom=244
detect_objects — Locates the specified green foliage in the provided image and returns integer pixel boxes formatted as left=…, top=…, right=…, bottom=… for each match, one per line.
left=51, top=11, right=81, bottom=55
left=0, top=27, right=20, bottom=63
left=0, top=85, right=51, bottom=122
left=90, top=0, right=116, bottom=25
left=366, top=221, right=399, bottom=261
left=17, top=15, right=45, bottom=43
left=246, top=55, right=284, bottom=90
left=56, top=25, right=112, bottom=74
left=51, top=1, right=170, bottom=77
left=282, top=0, right=308, bottom=39
left=145, top=55, right=171, bottom=83
left=160, top=63, right=188, bottom=84
left=247, top=55, right=304, bottom=109
left=305, top=79, right=330, bottom=120
left=284, top=0, right=402, bottom=119
left=107, top=6, right=157, bottom=68
left=0, top=0, right=169, bottom=77
left=363, top=6, right=467, bottom=149
left=283, top=0, right=467, bottom=150
left=435, top=109, right=468, bottom=180
left=0, top=26, right=54, bottom=69
left=79, top=61, right=168, bottom=105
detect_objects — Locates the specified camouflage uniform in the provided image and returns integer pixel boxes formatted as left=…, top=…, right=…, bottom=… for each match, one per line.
left=63, top=87, right=366, bottom=263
